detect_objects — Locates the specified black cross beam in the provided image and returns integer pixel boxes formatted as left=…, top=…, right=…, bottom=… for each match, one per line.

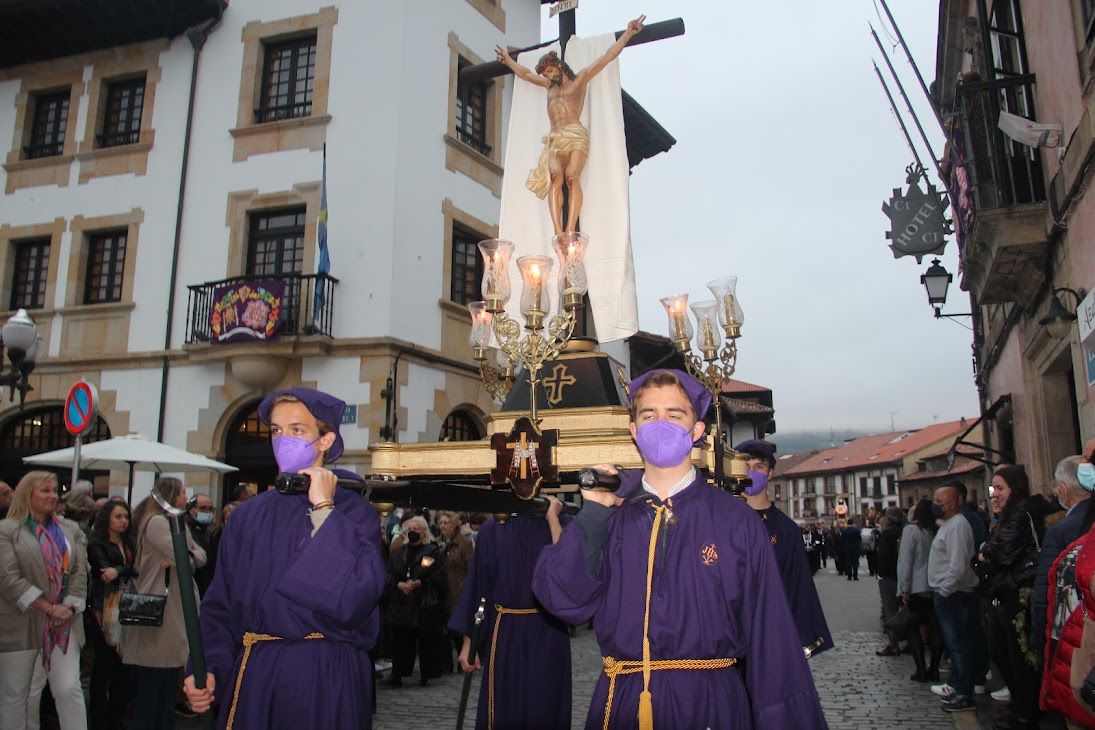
left=459, top=16, right=684, bottom=86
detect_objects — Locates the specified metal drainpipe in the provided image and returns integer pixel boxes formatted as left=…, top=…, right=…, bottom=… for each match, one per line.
left=156, top=8, right=223, bottom=443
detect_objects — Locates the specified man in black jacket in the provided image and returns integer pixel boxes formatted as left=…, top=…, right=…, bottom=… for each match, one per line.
left=875, top=507, right=905, bottom=656
left=1030, top=455, right=1092, bottom=659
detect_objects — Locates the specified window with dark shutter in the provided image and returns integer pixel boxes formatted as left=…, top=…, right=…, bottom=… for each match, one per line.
left=84, top=231, right=127, bottom=304
left=99, top=76, right=145, bottom=147
left=25, top=90, right=69, bottom=159
left=10, top=238, right=50, bottom=310
left=257, top=35, right=317, bottom=123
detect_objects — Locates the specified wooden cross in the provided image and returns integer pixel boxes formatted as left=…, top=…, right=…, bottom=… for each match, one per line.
left=458, top=8, right=684, bottom=86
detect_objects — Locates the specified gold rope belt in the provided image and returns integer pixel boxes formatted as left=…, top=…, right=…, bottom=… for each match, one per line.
left=600, top=656, right=738, bottom=730
left=225, top=631, right=325, bottom=729
left=488, top=604, right=540, bottom=730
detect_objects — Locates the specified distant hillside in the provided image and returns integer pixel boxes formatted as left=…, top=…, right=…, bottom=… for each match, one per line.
left=769, top=430, right=870, bottom=454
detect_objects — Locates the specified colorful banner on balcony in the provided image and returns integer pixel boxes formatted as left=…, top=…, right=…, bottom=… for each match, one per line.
left=209, top=280, right=284, bottom=344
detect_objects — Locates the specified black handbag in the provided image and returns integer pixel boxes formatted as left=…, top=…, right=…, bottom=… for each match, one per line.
left=118, top=568, right=169, bottom=627
left=885, top=604, right=914, bottom=640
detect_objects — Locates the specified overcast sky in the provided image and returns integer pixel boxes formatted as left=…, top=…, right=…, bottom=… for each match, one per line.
left=535, top=0, right=979, bottom=433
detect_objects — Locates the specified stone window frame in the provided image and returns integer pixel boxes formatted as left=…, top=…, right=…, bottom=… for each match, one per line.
left=463, top=0, right=506, bottom=32
left=225, top=183, right=322, bottom=280
left=230, top=7, right=338, bottom=162
left=445, top=34, right=504, bottom=198
left=65, top=210, right=143, bottom=309
left=0, top=218, right=66, bottom=325
left=2, top=63, right=83, bottom=194
left=76, top=40, right=166, bottom=184
left=439, top=199, right=497, bottom=357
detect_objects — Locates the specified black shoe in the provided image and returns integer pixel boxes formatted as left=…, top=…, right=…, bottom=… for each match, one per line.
left=875, top=645, right=901, bottom=657
left=385, top=675, right=403, bottom=688
left=941, top=695, right=975, bottom=713
left=993, top=717, right=1037, bottom=730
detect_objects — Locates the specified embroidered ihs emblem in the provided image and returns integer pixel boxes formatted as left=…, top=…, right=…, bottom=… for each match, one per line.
left=770, top=534, right=779, bottom=546
left=700, top=542, right=719, bottom=566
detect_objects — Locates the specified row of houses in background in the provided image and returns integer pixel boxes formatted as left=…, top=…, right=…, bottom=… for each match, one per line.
left=771, top=418, right=989, bottom=523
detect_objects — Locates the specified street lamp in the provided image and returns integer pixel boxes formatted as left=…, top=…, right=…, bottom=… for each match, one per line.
left=1038, top=287, right=1086, bottom=339
left=0, top=309, right=39, bottom=405
left=920, top=259, right=970, bottom=319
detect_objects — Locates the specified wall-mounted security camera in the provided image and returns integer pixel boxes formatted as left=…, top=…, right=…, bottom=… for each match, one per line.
left=998, top=110, right=1063, bottom=149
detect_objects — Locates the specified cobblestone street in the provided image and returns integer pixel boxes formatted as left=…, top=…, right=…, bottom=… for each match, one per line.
left=368, top=561, right=1012, bottom=730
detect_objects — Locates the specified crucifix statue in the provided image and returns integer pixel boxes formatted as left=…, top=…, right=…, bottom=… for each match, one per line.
left=495, top=15, right=645, bottom=236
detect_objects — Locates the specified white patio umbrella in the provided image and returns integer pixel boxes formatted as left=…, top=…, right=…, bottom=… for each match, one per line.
left=23, top=433, right=238, bottom=504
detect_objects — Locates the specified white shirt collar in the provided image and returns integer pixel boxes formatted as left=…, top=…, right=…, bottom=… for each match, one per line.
left=642, top=467, right=697, bottom=500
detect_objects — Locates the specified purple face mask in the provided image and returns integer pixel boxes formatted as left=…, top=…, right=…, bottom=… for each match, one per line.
left=743, top=468, right=769, bottom=497
left=272, top=435, right=321, bottom=474
left=634, top=420, right=694, bottom=469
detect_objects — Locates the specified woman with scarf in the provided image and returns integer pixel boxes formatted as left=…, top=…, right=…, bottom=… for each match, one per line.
left=435, top=511, right=472, bottom=673
left=87, top=498, right=136, bottom=730
left=384, top=515, right=446, bottom=687
left=0, top=470, right=89, bottom=730
left=976, top=465, right=1049, bottom=730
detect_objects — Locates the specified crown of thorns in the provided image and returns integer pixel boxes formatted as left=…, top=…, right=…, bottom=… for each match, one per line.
left=535, top=51, right=576, bottom=79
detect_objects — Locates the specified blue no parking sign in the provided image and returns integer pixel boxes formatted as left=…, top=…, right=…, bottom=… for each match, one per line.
left=64, top=380, right=98, bottom=437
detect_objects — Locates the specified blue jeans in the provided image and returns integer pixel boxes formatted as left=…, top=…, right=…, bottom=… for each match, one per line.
left=933, top=591, right=977, bottom=697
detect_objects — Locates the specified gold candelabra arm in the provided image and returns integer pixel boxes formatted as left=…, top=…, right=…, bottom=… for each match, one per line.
left=490, top=307, right=578, bottom=422
left=478, top=360, right=514, bottom=402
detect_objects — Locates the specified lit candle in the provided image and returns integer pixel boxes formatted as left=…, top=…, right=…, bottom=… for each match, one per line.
left=530, top=264, right=543, bottom=313
left=672, top=301, right=686, bottom=340
left=563, top=242, right=579, bottom=295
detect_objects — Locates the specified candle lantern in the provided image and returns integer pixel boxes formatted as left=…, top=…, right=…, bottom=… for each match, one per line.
left=690, top=300, right=721, bottom=361
left=659, top=294, right=693, bottom=351
left=478, top=239, right=515, bottom=313
left=552, top=232, right=589, bottom=311
left=467, top=301, right=494, bottom=361
left=706, top=276, right=744, bottom=339
left=517, top=255, right=553, bottom=329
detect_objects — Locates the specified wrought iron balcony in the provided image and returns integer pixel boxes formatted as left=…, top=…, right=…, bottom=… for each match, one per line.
left=947, top=74, right=1049, bottom=304
left=184, top=273, right=338, bottom=344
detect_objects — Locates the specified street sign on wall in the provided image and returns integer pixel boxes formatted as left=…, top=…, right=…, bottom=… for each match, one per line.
left=1079, top=288, right=1095, bottom=388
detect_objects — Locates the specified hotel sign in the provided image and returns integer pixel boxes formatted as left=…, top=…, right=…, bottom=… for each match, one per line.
left=882, top=169, right=950, bottom=263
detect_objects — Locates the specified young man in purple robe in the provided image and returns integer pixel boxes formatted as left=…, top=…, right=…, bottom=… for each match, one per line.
left=183, top=387, right=387, bottom=729
left=533, top=369, right=827, bottom=729
left=735, top=438, right=834, bottom=657
left=450, top=502, right=571, bottom=729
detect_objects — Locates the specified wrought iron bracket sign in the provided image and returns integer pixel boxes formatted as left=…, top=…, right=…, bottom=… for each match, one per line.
left=882, top=165, right=950, bottom=263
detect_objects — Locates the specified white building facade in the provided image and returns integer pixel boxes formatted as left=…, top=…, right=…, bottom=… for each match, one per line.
left=0, top=0, right=539, bottom=502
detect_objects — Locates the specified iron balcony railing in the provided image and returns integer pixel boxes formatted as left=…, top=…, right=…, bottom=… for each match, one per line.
left=456, top=128, right=492, bottom=156
left=950, top=74, right=1046, bottom=214
left=22, top=142, right=64, bottom=159
left=185, top=272, right=338, bottom=344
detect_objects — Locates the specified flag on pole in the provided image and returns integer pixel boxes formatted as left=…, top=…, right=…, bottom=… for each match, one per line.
left=314, top=145, right=330, bottom=319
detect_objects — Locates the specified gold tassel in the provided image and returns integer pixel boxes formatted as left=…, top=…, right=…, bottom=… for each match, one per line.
left=638, top=690, right=654, bottom=730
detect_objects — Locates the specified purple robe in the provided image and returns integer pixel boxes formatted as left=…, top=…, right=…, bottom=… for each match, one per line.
left=197, top=488, right=386, bottom=729
left=533, top=475, right=828, bottom=729
left=757, top=505, right=834, bottom=656
left=448, top=514, right=571, bottom=730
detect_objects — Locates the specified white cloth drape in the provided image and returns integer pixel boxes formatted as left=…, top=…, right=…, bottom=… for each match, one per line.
left=497, top=34, right=638, bottom=342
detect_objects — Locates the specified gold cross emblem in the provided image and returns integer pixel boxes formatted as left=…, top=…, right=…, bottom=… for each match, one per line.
left=542, top=363, right=576, bottom=405
left=507, top=432, right=536, bottom=480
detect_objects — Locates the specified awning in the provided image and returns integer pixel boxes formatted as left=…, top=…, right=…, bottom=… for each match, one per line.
left=947, top=394, right=1013, bottom=469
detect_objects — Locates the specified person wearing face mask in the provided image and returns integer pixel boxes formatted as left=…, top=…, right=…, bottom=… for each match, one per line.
left=1031, top=456, right=1092, bottom=663
left=926, top=484, right=981, bottom=713
left=185, top=493, right=217, bottom=597
left=383, top=515, right=446, bottom=687
left=736, top=439, right=833, bottom=658
left=533, top=369, right=827, bottom=729
left=183, top=387, right=386, bottom=729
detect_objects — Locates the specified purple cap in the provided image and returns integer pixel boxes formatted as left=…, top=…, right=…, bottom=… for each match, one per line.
left=628, top=369, right=712, bottom=421
left=257, top=387, right=346, bottom=463
left=734, top=439, right=777, bottom=468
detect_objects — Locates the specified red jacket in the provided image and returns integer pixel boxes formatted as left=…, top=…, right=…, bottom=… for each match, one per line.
left=1041, top=528, right=1095, bottom=727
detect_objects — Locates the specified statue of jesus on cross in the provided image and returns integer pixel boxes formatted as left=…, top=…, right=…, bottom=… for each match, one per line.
left=495, top=15, right=645, bottom=236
